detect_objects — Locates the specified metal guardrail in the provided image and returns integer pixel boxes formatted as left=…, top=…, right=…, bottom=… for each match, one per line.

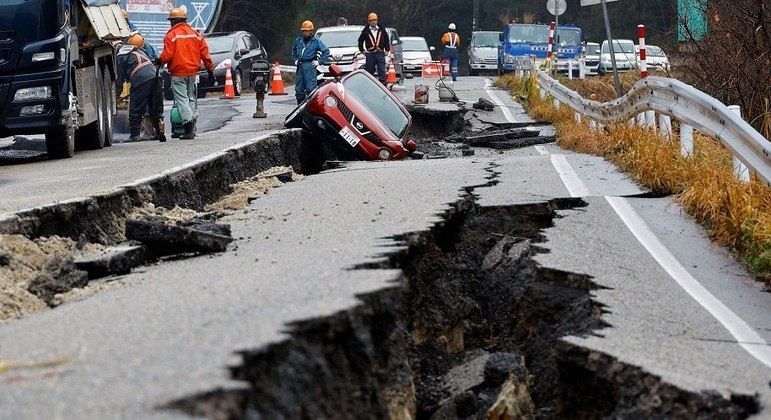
left=534, top=69, right=771, bottom=185
left=279, top=65, right=297, bottom=74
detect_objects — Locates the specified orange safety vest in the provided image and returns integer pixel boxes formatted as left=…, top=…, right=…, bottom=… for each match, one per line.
left=367, top=29, right=383, bottom=52
left=442, top=32, right=460, bottom=48
left=130, top=51, right=153, bottom=78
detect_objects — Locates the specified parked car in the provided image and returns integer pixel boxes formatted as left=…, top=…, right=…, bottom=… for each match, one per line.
left=635, top=44, right=670, bottom=72
left=285, top=65, right=416, bottom=161
left=598, top=39, right=637, bottom=75
left=584, top=42, right=600, bottom=76
left=401, top=36, right=434, bottom=74
left=385, top=27, right=404, bottom=78
left=316, top=25, right=403, bottom=78
left=162, top=31, right=267, bottom=100
left=468, top=31, right=501, bottom=76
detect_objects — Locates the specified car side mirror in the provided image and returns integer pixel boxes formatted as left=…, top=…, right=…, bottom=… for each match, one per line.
left=240, top=48, right=250, bottom=55
left=429, top=46, right=435, bottom=51
left=329, top=64, right=343, bottom=78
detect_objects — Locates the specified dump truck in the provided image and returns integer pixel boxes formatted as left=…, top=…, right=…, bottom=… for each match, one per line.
left=0, top=0, right=132, bottom=158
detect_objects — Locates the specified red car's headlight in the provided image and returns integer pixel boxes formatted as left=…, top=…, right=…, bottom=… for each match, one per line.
left=324, top=95, right=337, bottom=108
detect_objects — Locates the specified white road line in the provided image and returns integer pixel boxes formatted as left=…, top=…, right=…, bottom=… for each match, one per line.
left=534, top=145, right=549, bottom=155
left=606, top=196, right=771, bottom=368
left=483, top=79, right=515, bottom=123
left=549, top=154, right=590, bottom=197
left=540, top=145, right=771, bottom=367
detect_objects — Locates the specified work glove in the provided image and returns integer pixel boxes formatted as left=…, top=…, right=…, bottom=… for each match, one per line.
left=312, top=60, right=319, bottom=68
left=294, top=60, right=299, bottom=66
left=208, top=70, right=218, bottom=86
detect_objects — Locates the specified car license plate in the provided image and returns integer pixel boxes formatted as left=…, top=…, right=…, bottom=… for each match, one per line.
left=339, top=126, right=360, bottom=148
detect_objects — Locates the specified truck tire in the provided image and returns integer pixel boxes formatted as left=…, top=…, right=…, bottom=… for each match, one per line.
left=102, top=66, right=114, bottom=147
left=75, top=66, right=107, bottom=150
left=45, top=123, right=75, bottom=159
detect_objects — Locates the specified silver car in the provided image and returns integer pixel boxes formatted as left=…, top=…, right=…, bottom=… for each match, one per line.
left=598, top=39, right=637, bottom=75
left=468, top=31, right=501, bottom=76
left=401, top=36, right=434, bottom=74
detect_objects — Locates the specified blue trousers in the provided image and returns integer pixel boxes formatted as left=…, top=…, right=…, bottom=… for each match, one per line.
left=295, top=62, right=318, bottom=104
left=443, top=49, right=459, bottom=81
left=364, top=51, right=387, bottom=85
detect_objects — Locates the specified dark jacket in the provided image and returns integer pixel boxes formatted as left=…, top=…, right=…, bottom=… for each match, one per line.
left=358, top=26, right=390, bottom=53
left=117, top=44, right=156, bottom=86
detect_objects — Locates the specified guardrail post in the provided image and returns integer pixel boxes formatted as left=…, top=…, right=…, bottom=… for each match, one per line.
left=579, top=58, right=586, bottom=79
left=636, top=113, right=646, bottom=127
left=589, top=120, right=597, bottom=131
left=658, top=114, right=672, bottom=137
left=728, top=105, right=751, bottom=182
left=680, top=123, right=693, bottom=157
left=539, top=88, right=546, bottom=100
left=645, top=110, right=656, bottom=130
left=568, top=61, right=573, bottom=80
left=553, top=98, right=560, bottom=110
left=574, top=112, right=582, bottom=123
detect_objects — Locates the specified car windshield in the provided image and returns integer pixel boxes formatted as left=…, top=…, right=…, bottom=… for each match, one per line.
left=556, top=28, right=581, bottom=46
left=343, top=72, right=409, bottom=137
left=602, top=40, right=635, bottom=53
left=317, top=30, right=360, bottom=48
left=508, top=25, right=550, bottom=44
left=206, top=37, right=235, bottom=54
left=586, top=44, right=601, bottom=55
left=647, top=45, right=666, bottom=57
left=402, top=38, right=428, bottom=52
left=472, top=32, right=499, bottom=48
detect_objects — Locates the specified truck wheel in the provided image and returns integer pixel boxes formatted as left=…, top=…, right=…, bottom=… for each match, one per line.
left=45, top=123, right=75, bottom=159
left=102, top=66, right=114, bottom=147
left=75, top=66, right=107, bottom=150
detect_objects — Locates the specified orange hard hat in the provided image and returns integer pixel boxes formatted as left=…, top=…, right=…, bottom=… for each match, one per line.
left=368, top=12, right=378, bottom=21
left=300, top=20, right=314, bottom=31
left=167, top=7, right=187, bottom=20
left=121, top=9, right=129, bottom=19
left=127, top=34, right=144, bottom=48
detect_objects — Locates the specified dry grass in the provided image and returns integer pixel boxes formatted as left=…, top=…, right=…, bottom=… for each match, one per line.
left=497, top=74, right=771, bottom=284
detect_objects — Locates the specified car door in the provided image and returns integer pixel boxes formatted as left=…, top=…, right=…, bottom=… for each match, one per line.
left=235, top=35, right=253, bottom=87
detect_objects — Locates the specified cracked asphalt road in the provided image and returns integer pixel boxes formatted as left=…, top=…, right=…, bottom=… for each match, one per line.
left=0, top=76, right=768, bottom=418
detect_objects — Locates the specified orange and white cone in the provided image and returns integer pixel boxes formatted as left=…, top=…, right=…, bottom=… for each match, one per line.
left=386, top=59, right=397, bottom=84
left=269, top=61, right=288, bottom=96
left=221, top=65, right=235, bottom=99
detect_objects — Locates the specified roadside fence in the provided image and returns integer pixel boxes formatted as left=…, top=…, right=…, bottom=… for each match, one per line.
left=530, top=68, right=771, bottom=185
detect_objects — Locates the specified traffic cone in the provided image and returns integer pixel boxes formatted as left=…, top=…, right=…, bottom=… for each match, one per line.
left=386, top=59, right=397, bottom=84
left=221, top=65, right=235, bottom=99
left=269, top=61, right=288, bottom=96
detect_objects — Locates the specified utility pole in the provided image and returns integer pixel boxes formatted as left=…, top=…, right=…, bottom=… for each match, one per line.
left=600, top=0, right=623, bottom=97
left=473, top=0, right=480, bottom=31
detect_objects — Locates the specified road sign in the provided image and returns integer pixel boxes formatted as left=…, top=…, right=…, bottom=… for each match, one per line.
left=580, top=0, right=620, bottom=5
left=120, top=0, right=223, bottom=53
left=547, top=0, right=567, bottom=16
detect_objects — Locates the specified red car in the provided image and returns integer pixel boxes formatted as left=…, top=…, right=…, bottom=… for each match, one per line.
left=285, top=66, right=417, bottom=160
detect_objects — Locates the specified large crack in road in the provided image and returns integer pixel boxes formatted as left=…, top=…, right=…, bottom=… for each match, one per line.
left=166, top=168, right=758, bottom=419
left=0, top=81, right=767, bottom=418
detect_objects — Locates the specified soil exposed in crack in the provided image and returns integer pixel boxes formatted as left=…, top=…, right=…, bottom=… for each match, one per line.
left=0, top=166, right=304, bottom=321
left=167, top=192, right=758, bottom=419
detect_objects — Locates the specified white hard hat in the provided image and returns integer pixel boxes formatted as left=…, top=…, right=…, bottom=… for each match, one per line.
left=448, top=23, right=456, bottom=30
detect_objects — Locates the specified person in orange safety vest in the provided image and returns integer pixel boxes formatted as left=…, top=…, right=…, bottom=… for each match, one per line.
left=158, top=7, right=215, bottom=139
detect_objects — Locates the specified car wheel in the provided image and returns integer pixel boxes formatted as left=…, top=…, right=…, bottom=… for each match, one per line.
left=234, top=70, right=242, bottom=96
left=469, top=68, right=477, bottom=76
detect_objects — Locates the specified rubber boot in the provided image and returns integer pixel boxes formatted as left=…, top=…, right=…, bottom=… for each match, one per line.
left=180, top=120, right=195, bottom=140
left=154, top=118, right=167, bottom=142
